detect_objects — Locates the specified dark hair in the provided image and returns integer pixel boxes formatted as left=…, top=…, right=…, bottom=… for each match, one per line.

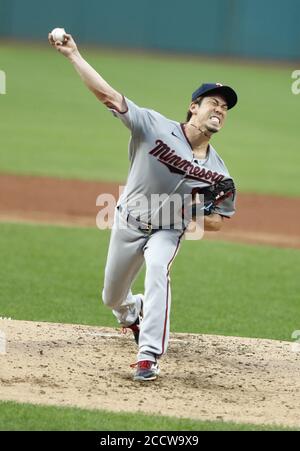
left=186, top=97, right=203, bottom=122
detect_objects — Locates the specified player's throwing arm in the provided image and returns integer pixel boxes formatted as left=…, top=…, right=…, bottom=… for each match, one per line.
left=48, top=29, right=125, bottom=111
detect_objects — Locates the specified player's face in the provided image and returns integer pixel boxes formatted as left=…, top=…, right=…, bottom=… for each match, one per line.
left=193, top=95, right=228, bottom=134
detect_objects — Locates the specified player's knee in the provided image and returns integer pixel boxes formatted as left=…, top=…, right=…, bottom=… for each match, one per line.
left=102, top=288, right=119, bottom=309
left=101, top=288, right=113, bottom=308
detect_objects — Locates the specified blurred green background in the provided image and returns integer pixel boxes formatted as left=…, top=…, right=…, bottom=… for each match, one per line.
left=1, top=222, right=299, bottom=342
left=1, top=0, right=300, bottom=60
left=0, top=44, right=299, bottom=196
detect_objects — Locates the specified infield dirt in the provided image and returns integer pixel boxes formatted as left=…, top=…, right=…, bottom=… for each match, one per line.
left=1, top=173, right=300, bottom=249
left=0, top=319, right=300, bottom=429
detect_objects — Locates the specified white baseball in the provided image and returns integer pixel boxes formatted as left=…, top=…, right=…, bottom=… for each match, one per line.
left=51, top=28, right=66, bottom=44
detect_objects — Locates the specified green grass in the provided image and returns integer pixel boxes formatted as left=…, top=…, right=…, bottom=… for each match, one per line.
left=0, top=43, right=299, bottom=196
left=0, top=222, right=299, bottom=341
left=0, top=401, right=295, bottom=431
left=1, top=222, right=299, bottom=432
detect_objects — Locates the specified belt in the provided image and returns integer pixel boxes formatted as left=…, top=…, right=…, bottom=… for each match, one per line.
left=117, top=205, right=153, bottom=234
left=117, top=205, right=187, bottom=235
left=117, top=205, right=183, bottom=234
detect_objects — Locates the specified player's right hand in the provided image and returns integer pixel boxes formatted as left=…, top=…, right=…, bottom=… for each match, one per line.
left=48, top=33, right=79, bottom=59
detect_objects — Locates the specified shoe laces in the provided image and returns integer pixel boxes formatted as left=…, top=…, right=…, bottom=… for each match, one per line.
left=130, top=360, right=153, bottom=369
left=121, top=323, right=139, bottom=335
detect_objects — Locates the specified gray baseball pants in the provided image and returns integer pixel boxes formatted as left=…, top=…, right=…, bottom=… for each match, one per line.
left=102, top=208, right=184, bottom=363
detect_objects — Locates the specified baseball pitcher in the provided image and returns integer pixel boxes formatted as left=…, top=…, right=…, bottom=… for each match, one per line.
left=49, top=33, right=237, bottom=382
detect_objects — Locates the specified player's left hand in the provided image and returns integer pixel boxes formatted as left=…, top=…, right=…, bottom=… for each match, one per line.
left=193, top=179, right=236, bottom=217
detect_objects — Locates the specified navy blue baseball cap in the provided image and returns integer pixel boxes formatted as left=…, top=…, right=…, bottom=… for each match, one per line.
left=192, top=83, right=238, bottom=109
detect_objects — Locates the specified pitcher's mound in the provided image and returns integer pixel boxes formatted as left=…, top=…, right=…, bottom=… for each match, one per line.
left=0, top=320, right=299, bottom=428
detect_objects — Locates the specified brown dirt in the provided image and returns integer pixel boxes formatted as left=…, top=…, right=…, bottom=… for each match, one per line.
left=1, top=173, right=300, bottom=248
left=1, top=319, right=300, bottom=429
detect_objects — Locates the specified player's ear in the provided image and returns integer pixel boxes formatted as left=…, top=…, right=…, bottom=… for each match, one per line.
left=186, top=102, right=197, bottom=122
left=189, top=102, right=198, bottom=115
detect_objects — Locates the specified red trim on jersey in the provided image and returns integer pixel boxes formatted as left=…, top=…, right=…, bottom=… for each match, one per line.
left=161, top=229, right=185, bottom=356
left=109, top=95, right=128, bottom=114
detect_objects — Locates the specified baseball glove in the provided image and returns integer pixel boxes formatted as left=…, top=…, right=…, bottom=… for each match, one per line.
left=191, top=179, right=236, bottom=217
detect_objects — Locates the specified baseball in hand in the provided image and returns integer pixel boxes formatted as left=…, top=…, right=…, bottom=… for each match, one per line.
left=51, top=28, right=66, bottom=44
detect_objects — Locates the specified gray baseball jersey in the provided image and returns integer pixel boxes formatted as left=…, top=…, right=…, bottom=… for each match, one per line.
left=110, top=97, right=236, bottom=226
left=102, top=97, right=236, bottom=365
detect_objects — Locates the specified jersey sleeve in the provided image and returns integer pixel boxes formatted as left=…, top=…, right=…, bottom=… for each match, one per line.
left=108, top=97, right=152, bottom=135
